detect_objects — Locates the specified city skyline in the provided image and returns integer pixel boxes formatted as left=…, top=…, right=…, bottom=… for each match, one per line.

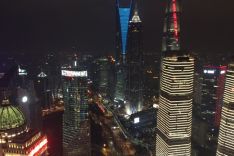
left=0, top=0, right=234, bottom=156
left=0, top=0, right=234, bottom=55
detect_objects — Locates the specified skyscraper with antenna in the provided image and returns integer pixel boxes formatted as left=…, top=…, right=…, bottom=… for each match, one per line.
left=156, top=0, right=194, bottom=155
left=162, top=0, right=181, bottom=52
left=126, top=2, right=144, bottom=113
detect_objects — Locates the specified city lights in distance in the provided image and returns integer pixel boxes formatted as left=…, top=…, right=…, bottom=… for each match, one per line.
left=22, top=96, right=28, bottom=103
left=134, top=117, right=140, bottom=124
left=61, top=70, right=88, bottom=77
left=153, top=104, right=159, bottom=109
left=220, top=70, right=226, bottom=74
left=204, top=69, right=215, bottom=74
left=37, top=72, right=47, bottom=78
left=18, top=68, right=27, bottom=76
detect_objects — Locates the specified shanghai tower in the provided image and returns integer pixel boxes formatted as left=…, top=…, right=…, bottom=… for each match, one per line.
left=156, top=0, right=194, bottom=155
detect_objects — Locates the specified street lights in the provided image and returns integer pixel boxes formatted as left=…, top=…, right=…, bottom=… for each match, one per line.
left=21, top=96, right=28, bottom=103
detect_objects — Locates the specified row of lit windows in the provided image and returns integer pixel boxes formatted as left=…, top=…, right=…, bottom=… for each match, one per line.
left=156, top=134, right=191, bottom=156
left=157, top=55, right=194, bottom=156
left=217, top=66, right=234, bottom=155
left=157, top=96, right=192, bottom=139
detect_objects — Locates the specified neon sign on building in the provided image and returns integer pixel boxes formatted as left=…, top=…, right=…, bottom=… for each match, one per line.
left=61, top=70, right=88, bottom=77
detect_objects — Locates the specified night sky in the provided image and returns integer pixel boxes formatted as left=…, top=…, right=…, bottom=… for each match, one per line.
left=0, top=0, right=234, bottom=55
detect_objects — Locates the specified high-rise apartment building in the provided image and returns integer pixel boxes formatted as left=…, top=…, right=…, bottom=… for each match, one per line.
left=156, top=0, right=194, bottom=155
left=216, top=63, right=234, bottom=156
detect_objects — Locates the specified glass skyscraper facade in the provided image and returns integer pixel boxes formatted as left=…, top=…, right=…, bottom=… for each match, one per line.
left=62, top=56, right=90, bottom=155
left=200, top=65, right=227, bottom=127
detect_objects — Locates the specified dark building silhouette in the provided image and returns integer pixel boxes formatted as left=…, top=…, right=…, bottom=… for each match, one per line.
left=126, top=2, right=144, bottom=112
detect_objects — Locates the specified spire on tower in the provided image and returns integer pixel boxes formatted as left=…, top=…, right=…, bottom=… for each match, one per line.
left=162, top=0, right=181, bottom=52
left=130, top=1, right=141, bottom=23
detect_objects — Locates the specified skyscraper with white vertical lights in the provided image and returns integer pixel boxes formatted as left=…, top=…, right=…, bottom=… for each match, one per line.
left=216, top=62, right=234, bottom=156
left=156, top=0, right=194, bottom=155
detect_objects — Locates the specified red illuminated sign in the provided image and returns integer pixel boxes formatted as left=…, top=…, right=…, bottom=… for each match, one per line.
left=172, top=0, right=178, bottom=41
left=29, top=138, right=48, bottom=156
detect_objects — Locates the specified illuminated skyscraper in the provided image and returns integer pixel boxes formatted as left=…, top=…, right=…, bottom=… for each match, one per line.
left=0, top=95, right=48, bottom=156
left=216, top=63, right=234, bottom=156
left=114, top=0, right=132, bottom=102
left=162, top=0, right=180, bottom=52
left=200, top=65, right=227, bottom=127
left=115, top=0, right=132, bottom=63
left=156, top=0, right=194, bottom=155
left=62, top=56, right=90, bottom=156
left=126, top=3, right=144, bottom=112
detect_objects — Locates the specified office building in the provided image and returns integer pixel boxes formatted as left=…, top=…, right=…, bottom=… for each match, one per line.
left=200, top=65, right=227, bottom=127
left=126, top=2, right=144, bottom=112
left=156, top=0, right=194, bottom=155
left=114, top=0, right=133, bottom=104
left=115, top=0, right=132, bottom=63
left=216, top=62, right=234, bottom=156
left=62, top=55, right=90, bottom=155
left=93, top=57, right=115, bottom=98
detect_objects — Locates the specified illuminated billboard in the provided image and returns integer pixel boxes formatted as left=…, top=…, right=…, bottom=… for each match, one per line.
left=61, top=70, right=88, bottom=77
left=204, top=69, right=215, bottom=74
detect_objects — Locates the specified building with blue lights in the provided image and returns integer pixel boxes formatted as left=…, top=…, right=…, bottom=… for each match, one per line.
left=114, top=0, right=133, bottom=103
left=115, top=0, right=132, bottom=63
left=114, top=0, right=144, bottom=114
